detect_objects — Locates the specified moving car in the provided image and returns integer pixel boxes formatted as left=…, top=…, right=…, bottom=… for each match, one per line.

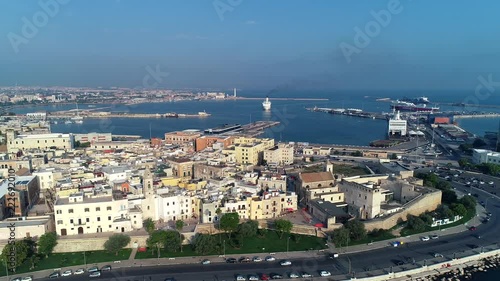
left=421, top=236, right=430, bottom=241
left=270, top=273, right=283, bottom=279
left=61, top=270, right=72, bottom=277
left=89, top=271, right=101, bottom=278
left=434, top=253, right=444, bottom=258
left=319, top=271, right=331, bottom=277
left=469, top=226, right=477, bottom=231
left=260, top=274, right=270, bottom=281
left=88, top=266, right=99, bottom=273
left=101, top=265, right=111, bottom=271
left=49, top=272, right=60, bottom=279
left=430, top=234, right=439, bottom=239
left=202, top=259, right=211, bottom=265
left=280, top=260, right=292, bottom=266
left=265, top=256, right=276, bottom=262
left=239, top=257, right=251, bottom=263
left=328, top=253, right=339, bottom=258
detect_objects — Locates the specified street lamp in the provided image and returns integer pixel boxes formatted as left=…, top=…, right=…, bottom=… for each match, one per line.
left=83, top=251, right=87, bottom=269
left=287, top=236, right=291, bottom=254
left=223, top=240, right=226, bottom=257
left=156, top=243, right=160, bottom=265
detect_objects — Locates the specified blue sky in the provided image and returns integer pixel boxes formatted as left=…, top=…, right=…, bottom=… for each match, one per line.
left=1, top=0, right=500, bottom=90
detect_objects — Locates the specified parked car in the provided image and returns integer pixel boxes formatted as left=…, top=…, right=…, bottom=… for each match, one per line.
left=226, top=258, right=237, bottom=263
left=235, top=275, right=246, bottom=281
left=101, top=265, right=112, bottom=271
left=201, top=259, right=211, bottom=265
left=248, top=275, right=259, bottom=281
left=48, top=272, right=60, bottom=279
left=89, top=271, right=101, bottom=278
left=328, top=253, right=339, bottom=258
left=61, top=270, right=72, bottom=277
left=301, top=272, right=312, bottom=278
left=280, top=260, right=292, bottom=266
left=434, top=253, right=444, bottom=258
left=88, top=266, right=99, bottom=273
left=252, top=257, right=262, bottom=262
left=289, top=272, right=300, bottom=279
left=421, top=236, right=430, bottom=241
left=265, top=256, right=276, bottom=262
left=74, top=269, right=85, bottom=275
left=469, top=226, right=477, bottom=231
left=319, top=271, right=331, bottom=277
left=270, top=273, right=283, bottom=279
left=430, top=234, right=439, bottom=239
left=21, top=277, right=33, bottom=281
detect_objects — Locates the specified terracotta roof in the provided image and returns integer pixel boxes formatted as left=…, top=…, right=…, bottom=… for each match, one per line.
left=15, top=167, right=31, bottom=176
left=300, top=172, right=334, bottom=183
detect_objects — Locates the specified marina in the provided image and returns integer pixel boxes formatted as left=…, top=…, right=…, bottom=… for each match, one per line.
left=306, top=106, right=388, bottom=120
left=45, top=111, right=211, bottom=119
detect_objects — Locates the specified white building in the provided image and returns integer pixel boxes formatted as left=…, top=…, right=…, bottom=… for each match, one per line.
left=472, top=149, right=500, bottom=165
left=6, top=130, right=74, bottom=155
left=264, top=143, right=294, bottom=166
left=388, top=111, right=407, bottom=137
left=102, top=166, right=131, bottom=183
left=26, top=112, right=47, bottom=121
left=74, top=132, right=112, bottom=143
left=155, top=191, right=193, bottom=221
left=54, top=191, right=142, bottom=236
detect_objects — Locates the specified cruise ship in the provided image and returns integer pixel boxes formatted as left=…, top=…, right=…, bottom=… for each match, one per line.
left=400, top=96, right=430, bottom=104
left=262, top=97, right=271, bottom=111
left=390, top=101, right=439, bottom=113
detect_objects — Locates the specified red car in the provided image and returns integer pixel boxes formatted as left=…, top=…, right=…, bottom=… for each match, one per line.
left=260, top=274, right=270, bottom=280
left=469, top=226, right=477, bottom=231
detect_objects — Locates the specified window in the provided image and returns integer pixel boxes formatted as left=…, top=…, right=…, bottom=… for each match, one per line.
left=70, top=219, right=74, bottom=224
left=86, top=218, right=90, bottom=222
left=108, top=216, right=112, bottom=221
left=57, top=220, right=63, bottom=224
left=84, top=208, right=89, bottom=212
left=69, top=209, right=74, bottom=213
left=107, top=206, right=112, bottom=211
left=96, top=207, right=100, bottom=211
left=97, top=217, right=101, bottom=221
left=56, top=210, right=62, bottom=214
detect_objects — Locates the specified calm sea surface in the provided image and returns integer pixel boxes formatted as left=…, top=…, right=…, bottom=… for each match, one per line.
left=12, top=90, right=500, bottom=145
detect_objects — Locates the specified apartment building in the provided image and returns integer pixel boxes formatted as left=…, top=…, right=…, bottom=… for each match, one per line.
left=248, top=191, right=297, bottom=220
left=298, top=172, right=344, bottom=206
left=164, top=130, right=202, bottom=146
left=0, top=158, right=32, bottom=178
left=235, top=138, right=275, bottom=166
left=91, top=141, right=139, bottom=151
left=195, top=136, right=234, bottom=151
left=6, top=130, right=74, bottom=156
left=263, top=143, right=294, bottom=166
left=2, top=176, right=40, bottom=218
left=166, top=157, right=195, bottom=179
left=155, top=190, right=193, bottom=221
left=54, top=191, right=142, bottom=236
left=257, top=173, right=287, bottom=191
left=74, top=132, right=112, bottom=143
left=303, top=147, right=332, bottom=156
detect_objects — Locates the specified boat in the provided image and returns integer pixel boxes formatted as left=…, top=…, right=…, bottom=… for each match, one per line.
left=400, top=96, right=430, bottom=104
left=390, top=101, right=439, bottom=113
left=198, top=111, right=211, bottom=117
left=71, top=103, right=84, bottom=123
left=164, top=113, right=178, bottom=118
left=262, top=96, right=271, bottom=111
left=64, top=120, right=73, bottom=124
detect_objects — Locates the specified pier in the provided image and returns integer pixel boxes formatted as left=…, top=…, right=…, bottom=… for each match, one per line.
left=240, top=121, right=281, bottom=137
left=306, top=107, right=388, bottom=120
left=236, top=97, right=329, bottom=101
left=453, top=113, right=500, bottom=119
left=46, top=112, right=211, bottom=119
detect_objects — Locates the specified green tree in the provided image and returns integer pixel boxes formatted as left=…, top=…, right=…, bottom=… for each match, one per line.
left=146, top=230, right=168, bottom=254
left=164, top=230, right=182, bottom=253
left=1, top=240, right=31, bottom=272
left=451, top=203, right=468, bottom=217
left=29, top=255, right=41, bottom=270
left=331, top=228, right=350, bottom=248
left=351, top=151, right=363, bottom=157
left=143, top=218, right=155, bottom=234
left=442, top=189, right=458, bottom=205
left=37, top=232, right=58, bottom=258
left=419, top=213, right=434, bottom=225
left=274, top=219, right=293, bottom=239
left=192, top=234, right=218, bottom=255
left=436, top=205, right=455, bottom=220
left=104, top=234, right=131, bottom=255
left=389, top=153, right=398, bottom=160
left=458, top=158, right=470, bottom=168
left=175, top=220, right=185, bottom=252
left=459, top=195, right=477, bottom=211
left=477, top=163, right=500, bottom=176
left=219, top=213, right=239, bottom=238
left=345, top=219, right=367, bottom=241
left=472, top=138, right=487, bottom=148
left=406, top=215, right=427, bottom=232
left=236, top=220, right=258, bottom=238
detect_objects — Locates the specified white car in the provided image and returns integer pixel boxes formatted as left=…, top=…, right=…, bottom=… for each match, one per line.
left=319, top=271, right=331, bottom=277
left=252, top=257, right=262, bottom=262
left=489, top=181, right=495, bottom=185
left=236, top=275, right=246, bottom=281
left=89, top=271, right=101, bottom=278
left=21, top=277, right=32, bottom=281
left=421, top=236, right=430, bottom=241
left=202, top=259, right=211, bottom=265
left=248, top=275, right=259, bottom=281
left=301, top=272, right=312, bottom=278
left=61, top=270, right=72, bottom=277
left=74, top=269, right=85, bottom=275
left=280, top=260, right=292, bottom=266
left=265, top=256, right=276, bottom=262
left=289, top=272, right=299, bottom=279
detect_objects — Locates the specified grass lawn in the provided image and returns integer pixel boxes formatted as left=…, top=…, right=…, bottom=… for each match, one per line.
left=349, top=231, right=396, bottom=246
left=332, top=164, right=370, bottom=177
left=400, top=209, right=476, bottom=237
left=0, top=249, right=131, bottom=277
left=135, top=231, right=327, bottom=259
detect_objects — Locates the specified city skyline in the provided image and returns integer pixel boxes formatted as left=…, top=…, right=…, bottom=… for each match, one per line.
left=1, top=0, right=500, bottom=90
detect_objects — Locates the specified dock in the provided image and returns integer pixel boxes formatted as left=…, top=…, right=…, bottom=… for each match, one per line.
left=236, top=97, right=329, bottom=101
left=205, top=121, right=281, bottom=138
left=306, top=107, right=387, bottom=120
left=453, top=113, right=500, bottom=119
left=46, top=112, right=211, bottom=119
left=240, top=121, right=281, bottom=137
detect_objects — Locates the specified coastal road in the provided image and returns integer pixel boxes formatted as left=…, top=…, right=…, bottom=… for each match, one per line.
left=30, top=171, right=500, bottom=281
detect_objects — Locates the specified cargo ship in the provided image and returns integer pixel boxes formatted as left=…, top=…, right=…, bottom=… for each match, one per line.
left=390, top=101, right=439, bottom=113
left=400, top=96, right=430, bottom=104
